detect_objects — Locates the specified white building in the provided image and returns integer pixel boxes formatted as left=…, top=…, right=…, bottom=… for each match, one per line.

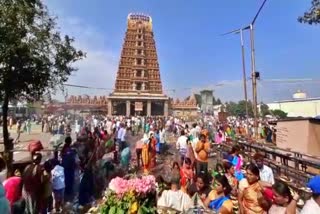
left=267, top=91, right=320, bottom=117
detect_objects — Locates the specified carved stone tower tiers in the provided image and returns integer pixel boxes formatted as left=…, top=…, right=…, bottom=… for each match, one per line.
left=108, top=13, right=168, bottom=116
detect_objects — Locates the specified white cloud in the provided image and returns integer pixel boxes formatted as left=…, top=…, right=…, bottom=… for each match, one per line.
left=45, top=5, right=119, bottom=99
left=59, top=17, right=118, bottom=89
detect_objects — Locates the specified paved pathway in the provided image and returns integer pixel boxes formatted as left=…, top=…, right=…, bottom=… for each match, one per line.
left=1, top=123, right=67, bottom=162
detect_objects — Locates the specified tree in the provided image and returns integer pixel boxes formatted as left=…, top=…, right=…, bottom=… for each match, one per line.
left=225, top=100, right=254, bottom=118
left=259, top=103, right=270, bottom=117
left=216, top=98, right=222, bottom=105
left=225, top=101, right=237, bottom=116
left=298, top=0, right=320, bottom=24
left=0, top=0, right=84, bottom=173
left=270, top=109, right=288, bottom=119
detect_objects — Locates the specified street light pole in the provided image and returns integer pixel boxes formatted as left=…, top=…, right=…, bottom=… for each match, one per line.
left=249, top=24, right=259, bottom=138
left=240, top=29, right=249, bottom=121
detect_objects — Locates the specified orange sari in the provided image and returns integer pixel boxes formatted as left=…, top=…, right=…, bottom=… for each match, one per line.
left=149, top=137, right=157, bottom=168
left=242, top=182, right=265, bottom=214
left=142, top=144, right=149, bottom=173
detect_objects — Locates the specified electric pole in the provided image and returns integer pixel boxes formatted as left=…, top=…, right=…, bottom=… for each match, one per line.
left=249, top=24, right=259, bottom=138
left=240, top=29, right=249, bottom=121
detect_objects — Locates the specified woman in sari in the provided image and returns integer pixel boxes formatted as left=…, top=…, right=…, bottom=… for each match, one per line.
left=205, top=174, right=233, bottom=214
left=141, top=134, right=150, bottom=174
left=148, top=131, right=157, bottom=168
left=185, top=138, right=196, bottom=170
left=180, top=158, right=194, bottom=192
left=187, top=173, right=211, bottom=202
left=22, top=153, right=44, bottom=214
left=223, top=161, right=239, bottom=213
left=239, top=163, right=269, bottom=214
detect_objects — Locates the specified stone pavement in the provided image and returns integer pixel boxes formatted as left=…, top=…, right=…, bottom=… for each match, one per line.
left=1, top=123, right=61, bottom=162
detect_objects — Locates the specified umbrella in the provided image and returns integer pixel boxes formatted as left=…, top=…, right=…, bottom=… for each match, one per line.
left=49, top=134, right=65, bottom=149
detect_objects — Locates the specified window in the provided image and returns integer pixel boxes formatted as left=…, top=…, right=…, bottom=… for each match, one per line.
left=137, top=41, right=142, bottom=47
left=136, top=70, right=142, bottom=77
left=136, top=82, right=142, bottom=90
left=137, top=49, right=142, bottom=55
left=136, top=59, right=142, bottom=65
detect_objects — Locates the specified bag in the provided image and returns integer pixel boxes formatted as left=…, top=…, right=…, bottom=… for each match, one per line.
left=27, top=140, right=44, bottom=153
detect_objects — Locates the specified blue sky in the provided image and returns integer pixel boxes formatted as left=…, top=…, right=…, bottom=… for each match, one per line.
left=46, top=0, right=320, bottom=102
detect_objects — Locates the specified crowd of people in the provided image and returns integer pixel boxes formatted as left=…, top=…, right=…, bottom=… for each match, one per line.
left=154, top=119, right=318, bottom=213
left=0, top=115, right=319, bottom=214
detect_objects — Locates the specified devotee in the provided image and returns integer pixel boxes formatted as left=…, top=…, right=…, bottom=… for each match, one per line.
left=223, top=161, right=239, bottom=212
left=180, top=158, right=194, bottom=192
left=300, top=175, right=320, bottom=214
left=187, top=173, right=211, bottom=202
left=185, top=138, right=196, bottom=170
left=195, top=134, right=210, bottom=174
left=157, top=175, right=192, bottom=212
left=148, top=131, right=157, bottom=168
left=135, top=136, right=144, bottom=168
left=159, top=126, right=166, bottom=154
left=268, top=181, right=299, bottom=214
left=61, top=137, right=77, bottom=203
left=116, top=123, right=126, bottom=152
left=41, top=160, right=53, bottom=213
left=189, top=123, right=198, bottom=141
left=171, top=162, right=181, bottom=182
left=120, top=145, right=131, bottom=171
left=0, top=157, right=10, bottom=214
left=205, top=174, right=233, bottom=214
left=141, top=134, right=150, bottom=174
left=51, top=159, right=65, bottom=212
left=176, top=130, right=188, bottom=165
left=253, top=152, right=275, bottom=185
left=22, top=153, right=44, bottom=214
left=238, top=163, right=269, bottom=214
left=3, top=169, right=22, bottom=209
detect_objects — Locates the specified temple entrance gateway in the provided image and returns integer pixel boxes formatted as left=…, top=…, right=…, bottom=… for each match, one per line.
left=108, top=98, right=168, bottom=116
left=151, top=101, right=164, bottom=115
left=107, top=13, right=169, bottom=116
left=62, top=14, right=197, bottom=117
left=112, top=101, right=126, bottom=115
left=130, top=101, right=147, bottom=116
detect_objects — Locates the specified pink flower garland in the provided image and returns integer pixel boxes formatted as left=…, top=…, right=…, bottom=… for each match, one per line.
left=109, top=175, right=156, bottom=196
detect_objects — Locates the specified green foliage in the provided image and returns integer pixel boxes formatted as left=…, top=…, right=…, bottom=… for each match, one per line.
left=215, top=98, right=222, bottom=105
left=0, top=0, right=84, bottom=169
left=0, top=0, right=84, bottom=101
left=259, top=103, right=270, bottom=117
left=225, top=100, right=254, bottom=117
left=298, top=0, right=320, bottom=25
left=270, top=109, right=288, bottom=119
left=100, top=190, right=156, bottom=214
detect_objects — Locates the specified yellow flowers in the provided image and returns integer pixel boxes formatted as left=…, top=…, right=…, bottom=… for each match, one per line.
left=130, top=201, right=138, bottom=213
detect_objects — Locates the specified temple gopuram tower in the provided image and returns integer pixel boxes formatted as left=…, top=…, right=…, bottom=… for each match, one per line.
left=108, top=13, right=169, bottom=116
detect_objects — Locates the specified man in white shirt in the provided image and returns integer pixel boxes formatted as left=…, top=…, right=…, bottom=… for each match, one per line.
left=176, top=130, right=188, bottom=165
left=116, top=123, right=126, bottom=151
left=189, top=123, right=198, bottom=140
left=253, top=152, right=275, bottom=185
